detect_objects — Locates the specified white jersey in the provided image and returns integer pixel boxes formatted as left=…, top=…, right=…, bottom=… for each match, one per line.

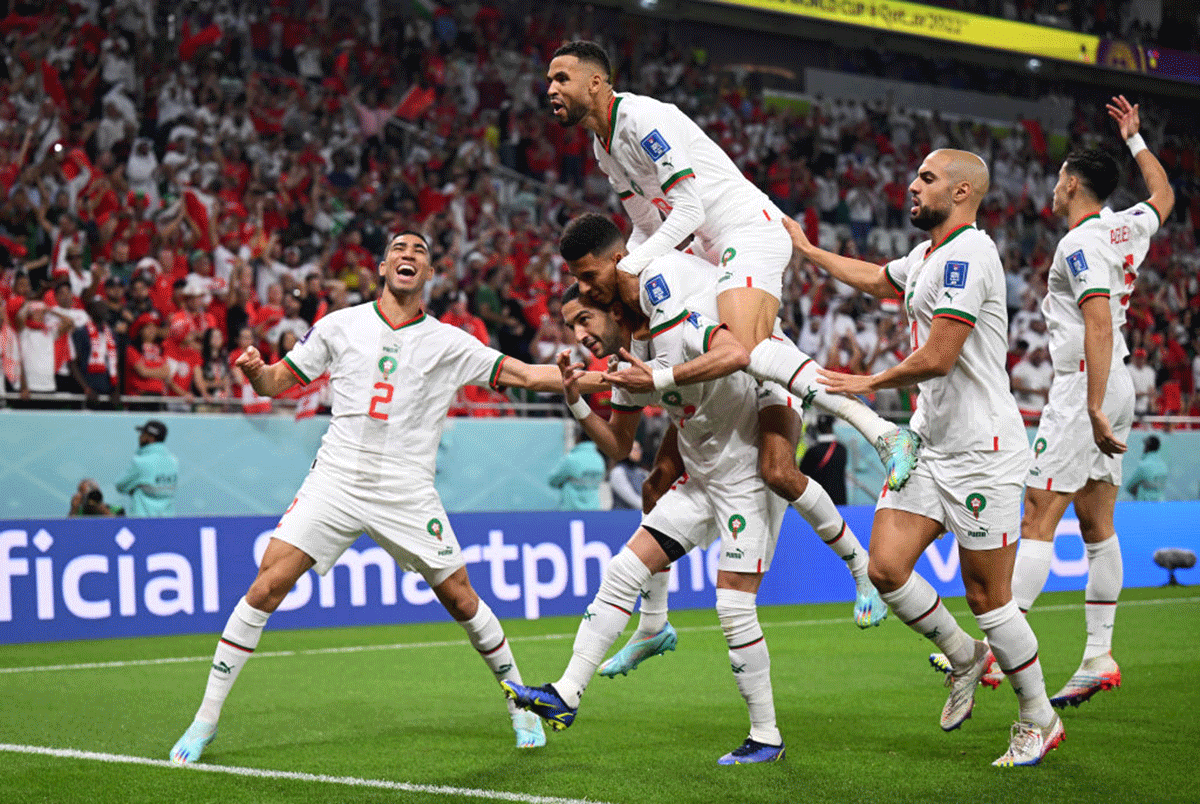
left=1043, top=202, right=1160, bottom=367
left=282, top=301, right=507, bottom=489
left=884, top=224, right=1026, bottom=453
left=593, top=92, right=781, bottom=271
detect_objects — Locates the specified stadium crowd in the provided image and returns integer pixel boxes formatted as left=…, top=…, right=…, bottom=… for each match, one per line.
left=0, top=0, right=1198, bottom=424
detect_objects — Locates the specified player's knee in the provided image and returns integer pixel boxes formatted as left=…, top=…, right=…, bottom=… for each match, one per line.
left=759, top=453, right=802, bottom=499
left=867, top=555, right=904, bottom=594
left=246, top=574, right=293, bottom=613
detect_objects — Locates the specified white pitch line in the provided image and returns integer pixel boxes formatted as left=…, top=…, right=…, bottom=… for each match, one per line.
left=2, top=596, right=1195, bottom=676
left=0, top=743, right=613, bottom=804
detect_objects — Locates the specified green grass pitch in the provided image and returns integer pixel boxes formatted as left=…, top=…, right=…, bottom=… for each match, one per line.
left=1, top=586, right=1198, bottom=804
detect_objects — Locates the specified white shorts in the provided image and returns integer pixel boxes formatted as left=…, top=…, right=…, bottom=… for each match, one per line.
left=1028, top=366, right=1134, bottom=492
left=274, top=466, right=462, bottom=585
left=641, top=471, right=786, bottom=574
left=694, top=208, right=792, bottom=303
left=876, top=446, right=1028, bottom=550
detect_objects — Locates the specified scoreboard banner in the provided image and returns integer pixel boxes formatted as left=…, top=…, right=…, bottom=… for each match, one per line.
left=2, top=502, right=1197, bottom=644
left=701, top=0, right=1099, bottom=64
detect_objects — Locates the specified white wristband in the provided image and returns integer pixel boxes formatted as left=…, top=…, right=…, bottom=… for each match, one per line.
left=652, top=366, right=676, bottom=391
left=1126, top=133, right=1147, bottom=157
left=568, top=396, right=592, bottom=420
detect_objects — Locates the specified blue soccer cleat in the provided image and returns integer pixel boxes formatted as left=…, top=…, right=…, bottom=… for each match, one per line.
left=875, top=428, right=921, bottom=491
left=169, top=720, right=217, bottom=765
left=718, top=737, right=786, bottom=765
left=500, top=681, right=577, bottom=732
left=511, top=709, right=547, bottom=748
left=853, top=581, right=888, bottom=628
left=598, top=623, right=678, bottom=677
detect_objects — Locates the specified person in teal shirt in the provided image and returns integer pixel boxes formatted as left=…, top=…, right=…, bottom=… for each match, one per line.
left=115, top=420, right=179, bottom=516
left=548, top=434, right=606, bottom=510
left=1125, top=435, right=1168, bottom=501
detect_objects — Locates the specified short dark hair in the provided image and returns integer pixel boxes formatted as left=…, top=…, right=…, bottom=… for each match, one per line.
left=1063, top=149, right=1120, bottom=202
left=562, top=282, right=583, bottom=306
left=1145, top=435, right=1161, bottom=453
left=551, top=41, right=612, bottom=81
left=559, top=213, right=623, bottom=262
left=392, top=230, right=429, bottom=250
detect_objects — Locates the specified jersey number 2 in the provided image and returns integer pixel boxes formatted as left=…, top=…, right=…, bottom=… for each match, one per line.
left=369, top=382, right=393, bottom=420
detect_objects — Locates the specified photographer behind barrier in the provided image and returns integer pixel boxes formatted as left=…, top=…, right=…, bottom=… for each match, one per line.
left=68, top=478, right=123, bottom=517
left=114, top=420, right=179, bottom=516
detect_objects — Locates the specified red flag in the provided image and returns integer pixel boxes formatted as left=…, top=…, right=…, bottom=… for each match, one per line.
left=179, top=24, right=222, bottom=62
left=41, top=61, right=68, bottom=109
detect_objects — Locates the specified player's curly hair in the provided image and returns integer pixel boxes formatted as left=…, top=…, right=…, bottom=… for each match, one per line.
left=559, top=213, right=623, bottom=261
left=1064, top=149, right=1120, bottom=202
left=551, top=41, right=612, bottom=81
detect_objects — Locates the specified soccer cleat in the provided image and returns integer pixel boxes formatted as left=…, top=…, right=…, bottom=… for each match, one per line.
left=500, top=680, right=577, bottom=732
left=511, top=709, right=547, bottom=748
left=717, top=737, right=786, bottom=765
left=598, top=622, right=678, bottom=677
left=1049, top=653, right=1121, bottom=708
left=992, top=714, right=1065, bottom=767
left=940, top=640, right=993, bottom=731
left=169, top=720, right=217, bottom=765
left=875, top=428, right=921, bottom=491
left=930, top=648, right=1004, bottom=689
left=853, top=581, right=888, bottom=628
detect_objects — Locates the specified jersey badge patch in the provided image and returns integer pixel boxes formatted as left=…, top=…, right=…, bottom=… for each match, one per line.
left=943, top=261, right=968, bottom=289
left=1066, top=249, right=1089, bottom=277
left=645, top=274, right=671, bottom=305
left=640, top=129, right=671, bottom=161
left=686, top=311, right=701, bottom=328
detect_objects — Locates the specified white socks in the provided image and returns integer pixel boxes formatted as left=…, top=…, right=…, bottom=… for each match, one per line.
left=459, top=600, right=524, bottom=714
left=1011, top=538, right=1053, bottom=612
left=633, top=570, right=671, bottom=638
left=881, top=573, right=974, bottom=667
left=791, top=481, right=867, bottom=580
left=747, top=339, right=893, bottom=444
left=976, top=600, right=1054, bottom=728
left=195, top=597, right=271, bottom=725
left=717, top=588, right=781, bottom=746
left=1084, top=535, right=1122, bottom=660
left=555, top=548, right=649, bottom=708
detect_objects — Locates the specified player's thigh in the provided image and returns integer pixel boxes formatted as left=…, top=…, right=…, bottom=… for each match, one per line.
left=716, top=286, right=779, bottom=346
left=1021, top=486, right=1075, bottom=543
left=248, top=538, right=318, bottom=611
left=1072, top=478, right=1119, bottom=543
left=958, top=541, right=1018, bottom=614
left=704, top=215, right=791, bottom=303
left=757, top=399, right=805, bottom=497
left=272, top=469, right=369, bottom=576
left=365, top=488, right=466, bottom=589
left=868, top=507, right=945, bottom=590
left=431, top=565, right=480, bottom=621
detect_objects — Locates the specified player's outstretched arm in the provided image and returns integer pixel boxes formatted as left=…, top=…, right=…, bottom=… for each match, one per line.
left=236, top=346, right=300, bottom=397
left=617, top=178, right=705, bottom=276
left=1107, top=95, right=1175, bottom=221
left=782, top=216, right=899, bottom=299
left=817, top=316, right=970, bottom=395
left=604, top=327, right=750, bottom=393
left=497, top=359, right=608, bottom=394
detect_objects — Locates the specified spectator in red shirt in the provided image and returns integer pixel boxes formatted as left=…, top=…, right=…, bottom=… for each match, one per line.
left=124, top=312, right=171, bottom=407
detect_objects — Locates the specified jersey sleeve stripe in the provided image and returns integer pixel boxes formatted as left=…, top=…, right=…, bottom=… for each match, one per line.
left=649, top=309, right=689, bottom=337
left=660, top=169, right=695, bottom=194
left=1140, top=199, right=1164, bottom=227
left=1077, top=289, right=1111, bottom=306
left=282, top=356, right=310, bottom=385
left=618, top=189, right=635, bottom=200
left=703, top=323, right=727, bottom=352
left=884, top=266, right=904, bottom=297
left=488, top=355, right=507, bottom=390
left=932, top=308, right=977, bottom=327
left=611, top=403, right=644, bottom=412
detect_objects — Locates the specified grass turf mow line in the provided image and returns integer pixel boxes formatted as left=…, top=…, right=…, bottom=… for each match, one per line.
left=0, top=743, right=617, bottom=804
left=2, top=595, right=1196, bottom=676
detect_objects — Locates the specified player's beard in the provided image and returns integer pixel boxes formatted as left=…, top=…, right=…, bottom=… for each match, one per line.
left=910, top=202, right=950, bottom=231
left=555, top=99, right=586, bottom=128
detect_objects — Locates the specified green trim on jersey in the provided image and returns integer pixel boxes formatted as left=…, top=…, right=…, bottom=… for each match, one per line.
left=1077, top=288, right=1111, bottom=306
left=373, top=302, right=427, bottom=331
left=649, top=309, right=689, bottom=338
left=924, top=223, right=974, bottom=259
left=703, top=324, right=724, bottom=353
left=1140, top=200, right=1163, bottom=227
left=599, top=95, right=622, bottom=153
left=884, top=266, right=905, bottom=297
left=618, top=189, right=634, bottom=200
left=661, top=168, right=695, bottom=193
left=1069, top=211, right=1101, bottom=230
left=488, top=355, right=507, bottom=389
left=282, top=355, right=311, bottom=385
left=932, top=307, right=977, bottom=326
left=611, top=403, right=644, bottom=412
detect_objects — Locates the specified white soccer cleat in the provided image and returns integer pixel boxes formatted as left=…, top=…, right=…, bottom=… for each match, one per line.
left=1050, top=652, right=1121, bottom=708
left=940, top=640, right=993, bottom=731
left=169, top=720, right=217, bottom=765
left=992, top=714, right=1065, bottom=767
left=930, top=646, right=1004, bottom=689
left=512, top=709, right=547, bottom=748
